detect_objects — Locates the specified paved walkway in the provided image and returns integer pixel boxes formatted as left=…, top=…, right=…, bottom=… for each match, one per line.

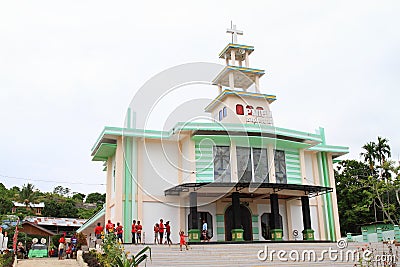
left=17, top=258, right=81, bottom=267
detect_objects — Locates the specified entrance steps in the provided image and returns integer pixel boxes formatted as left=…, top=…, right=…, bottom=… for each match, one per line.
left=123, top=242, right=399, bottom=266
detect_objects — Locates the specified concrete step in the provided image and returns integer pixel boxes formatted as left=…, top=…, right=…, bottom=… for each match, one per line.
left=121, top=242, right=398, bottom=267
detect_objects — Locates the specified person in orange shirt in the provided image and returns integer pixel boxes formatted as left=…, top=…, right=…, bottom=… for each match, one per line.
left=106, top=220, right=114, bottom=234
left=94, top=222, right=103, bottom=239
left=131, top=220, right=136, bottom=244
left=116, top=222, right=123, bottom=243
left=159, top=219, right=164, bottom=244
left=165, top=221, right=172, bottom=246
left=136, top=221, right=143, bottom=244
left=179, top=230, right=188, bottom=251
left=153, top=223, right=159, bottom=244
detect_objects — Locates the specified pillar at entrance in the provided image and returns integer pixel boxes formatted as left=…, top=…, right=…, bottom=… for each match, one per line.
left=301, top=196, right=315, bottom=240
left=231, top=192, right=244, bottom=241
left=188, top=192, right=200, bottom=242
left=270, top=194, right=283, bottom=240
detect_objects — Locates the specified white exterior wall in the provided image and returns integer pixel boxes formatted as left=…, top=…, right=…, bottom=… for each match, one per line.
left=141, top=141, right=180, bottom=197
left=304, top=152, right=315, bottom=185
left=289, top=204, right=303, bottom=240
left=181, top=136, right=196, bottom=183
left=209, top=95, right=272, bottom=125
left=311, top=205, right=320, bottom=240
left=142, top=202, right=180, bottom=244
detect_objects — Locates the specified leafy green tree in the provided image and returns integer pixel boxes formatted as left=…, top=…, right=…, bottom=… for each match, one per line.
left=335, top=160, right=376, bottom=235
left=86, top=192, right=106, bottom=204
left=360, top=142, right=376, bottom=172
left=19, top=183, right=39, bottom=209
left=53, top=186, right=71, bottom=197
left=375, top=136, right=391, bottom=167
left=72, top=192, right=86, bottom=202
left=58, top=199, right=78, bottom=217
left=0, top=197, right=13, bottom=215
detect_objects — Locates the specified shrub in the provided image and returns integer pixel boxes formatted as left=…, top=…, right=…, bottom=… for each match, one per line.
left=0, top=251, right=15, bottom=267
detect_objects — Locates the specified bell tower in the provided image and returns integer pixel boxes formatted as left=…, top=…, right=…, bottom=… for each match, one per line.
left=213, top=22, right=266, bottom=93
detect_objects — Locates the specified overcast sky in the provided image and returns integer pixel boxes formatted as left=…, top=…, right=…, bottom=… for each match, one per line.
left=0, top=1, right=399, bottom=194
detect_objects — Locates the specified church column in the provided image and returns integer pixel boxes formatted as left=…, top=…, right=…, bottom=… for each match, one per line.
left=301, top=196, right=315, bottom=240
left=230, top=49, right=236, bottom=65
left=245, top=51, right=249, bottom=67
left=229, top=72, right=235, bottom=90
left=255, top=76, right=260, bottom=93
left=188, top=192, right=200, bottom=242
left=270, top=194, right=283, bottom=240
left=231, top=192, right=244, bottom=241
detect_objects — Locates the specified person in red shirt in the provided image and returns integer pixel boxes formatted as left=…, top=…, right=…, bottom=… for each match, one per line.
left=136, top=221, right=142, bottom=244
left=116, top=222, right=123, bottom=243
left=159, top=219, right=164, bottom=244
left=94, top=222, right=103, bottom=239
left=165, top=221, right=172, bottom=246
left=179, top=230, right=188, bottom=251
left=106, top=220, right=114, bottom=234
left=131, top=220, right=136, bottom=244
left=154, top=223, right=159, bottom=244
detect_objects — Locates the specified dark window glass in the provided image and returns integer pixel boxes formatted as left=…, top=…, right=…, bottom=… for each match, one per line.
left=261, top=213, right=283, bottom=240
left=236, top=147, right=252, bottom=183
left=214, top=146, right=231, bottom=182
left=274, top=150, right=287, bottom=184
left=253, top=148, right=269, bottom=183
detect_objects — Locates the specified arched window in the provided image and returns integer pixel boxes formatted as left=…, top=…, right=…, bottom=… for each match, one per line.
left=223, top=107, right=227, bottom=117
left=219, top=110, right=223, bottom=121
left=236, top=104, right=244, bottom=115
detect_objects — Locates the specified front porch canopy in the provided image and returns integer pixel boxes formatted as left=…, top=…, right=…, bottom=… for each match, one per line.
left=164, top=182, right=332, bottom=199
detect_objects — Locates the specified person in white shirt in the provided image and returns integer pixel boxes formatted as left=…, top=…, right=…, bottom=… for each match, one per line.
left=202, top=220, right=209, bottom=242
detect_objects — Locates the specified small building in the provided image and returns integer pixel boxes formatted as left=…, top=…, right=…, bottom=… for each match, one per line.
left=20, top=221, right=55, bottom=237
left=12, top=202, right=45, bottom=216
left=25, top=216, right=87, bottom=235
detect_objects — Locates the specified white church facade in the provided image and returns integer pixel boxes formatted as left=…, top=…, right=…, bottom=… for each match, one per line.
left=87, top=25, right=348, bottom=243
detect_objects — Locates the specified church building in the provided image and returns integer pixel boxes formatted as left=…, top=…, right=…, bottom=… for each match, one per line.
left=87, top=24, right=348, bottom=243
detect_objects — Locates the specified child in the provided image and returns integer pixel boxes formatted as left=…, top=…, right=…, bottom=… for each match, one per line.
left=116, top=222, right=123, bottom=243
left=179, top=230, right=188, bottom=251
left=154, top=223, right=159, bottom=244
left=136, top=221, right=142, bottom=244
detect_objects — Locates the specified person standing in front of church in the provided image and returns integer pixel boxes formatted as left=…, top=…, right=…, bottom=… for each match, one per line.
left=136, top=221, right=142, bottom=244
left=131, top=220, right=136, bottom=244
left=165, top=221, right=172, bottom=246
left=159, top=219, right=165, bottom=244
left=116, top=222, right=123, bottom=243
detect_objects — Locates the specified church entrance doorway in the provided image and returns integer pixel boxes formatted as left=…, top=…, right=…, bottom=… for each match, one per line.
left=224, top=204, right=252, bottom=241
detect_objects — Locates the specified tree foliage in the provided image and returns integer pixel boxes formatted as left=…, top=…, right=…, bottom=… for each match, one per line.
left=0, top=184, right=104, bottom=220
left=336, top=136, right=400, bottom=234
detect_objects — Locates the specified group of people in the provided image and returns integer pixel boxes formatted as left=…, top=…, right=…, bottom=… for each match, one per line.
left=94, top=220, right=125, bottom=243
left=57, top=232, right=77, bottom=260
left=94, top=219, right=143, bottom=244
left=131, top=220, right=143, bottom=244
left=93, top=218, right=209, bottom=250
left=153, top=219, right=172, bottom=245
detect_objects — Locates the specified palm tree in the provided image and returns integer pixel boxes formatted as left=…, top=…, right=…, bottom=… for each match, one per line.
left=375, top=136, right=391, bottom=168
left=360, top=142, right=377, bottom=172
left=19, top=183, right=39, bottom=209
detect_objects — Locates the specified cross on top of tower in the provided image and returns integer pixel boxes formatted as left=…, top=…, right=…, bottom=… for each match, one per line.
left=226, top=21, right=243, bottom=44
